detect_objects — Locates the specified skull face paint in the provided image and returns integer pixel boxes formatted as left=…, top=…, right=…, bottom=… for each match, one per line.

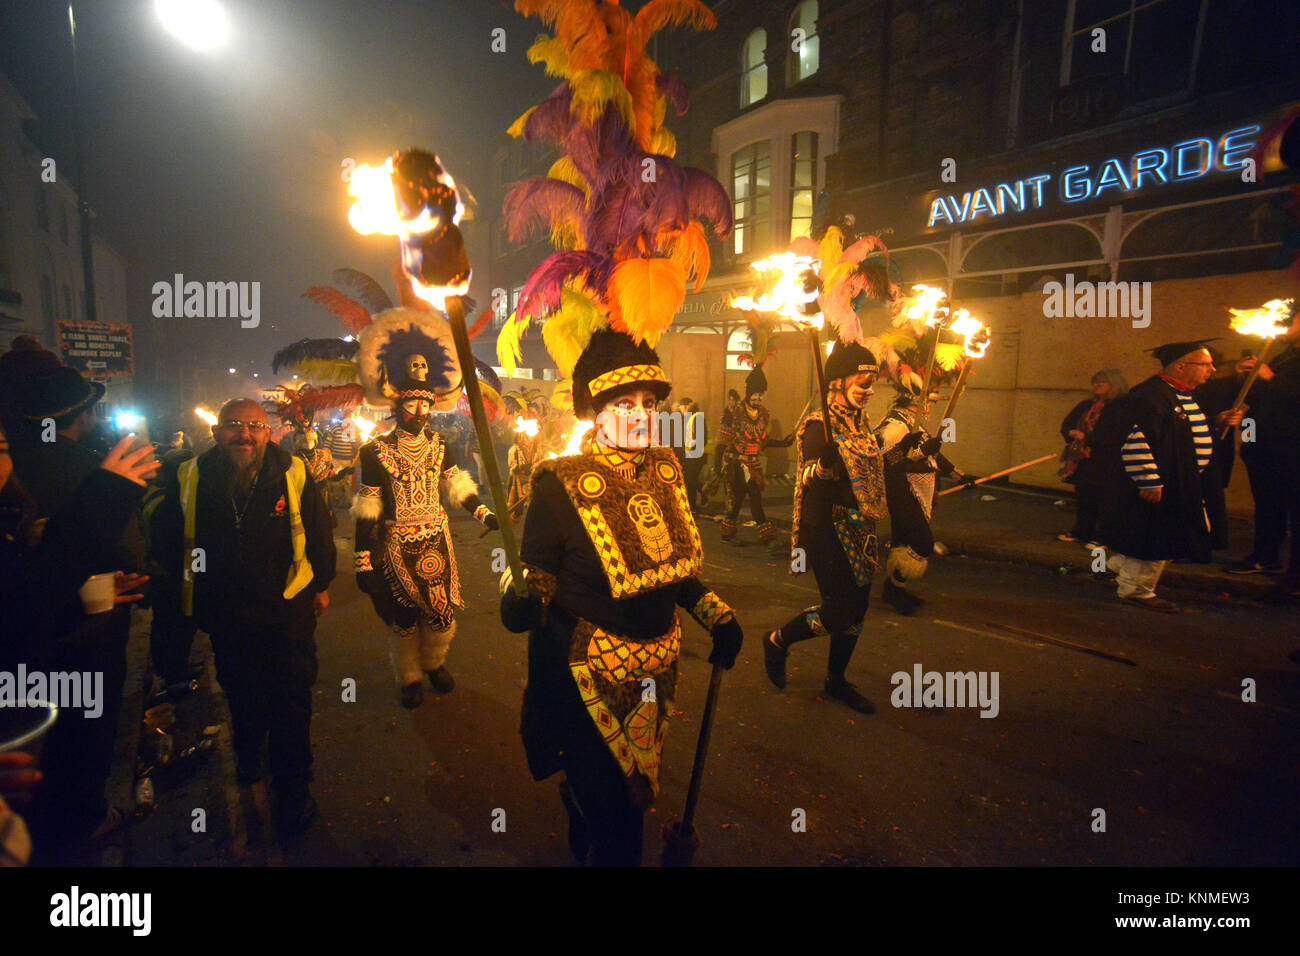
left=406, top=354, right=429, bottom=381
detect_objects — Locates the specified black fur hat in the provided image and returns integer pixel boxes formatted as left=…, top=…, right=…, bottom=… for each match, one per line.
left=744, top=366, right=768, bottom=397
left=824, top=341, right=880, bottom=386
left=570, top=328, right=670, bottom=419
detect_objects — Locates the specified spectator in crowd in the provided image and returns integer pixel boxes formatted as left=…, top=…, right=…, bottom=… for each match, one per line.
left=1058, top=369, right=1127, bottom=547
left=153, top=399, right=336, bottom=835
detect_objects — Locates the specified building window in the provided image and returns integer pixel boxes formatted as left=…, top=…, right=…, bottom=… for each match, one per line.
left=36, top=190, right=49, bottom=232
left=740, top=29, right=768, bottom=108
left=789, top=132, right=818, bottom=241
left=40, top=276, right=53, bottom=321
left=1062, top=0, right=1205, bottom=101
left=731, top=140, right=771, bottom=257
left=726, top=327, right=754, bottom=371
left=787, top=1, right=820, bottom=85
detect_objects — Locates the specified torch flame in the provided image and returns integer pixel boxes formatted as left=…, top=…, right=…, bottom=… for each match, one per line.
left=347, top=156, right=471, bottom=311
left=194, top=406, right=217, bottom=426
left=1228, top=298, right=1295, bottom=339
left=949, top=309, right=991, bottom=359
left=904, top=284, right=949, bottom=326
left=513, top=415, right=540, bottom=437
left=350, top=416, right=377, bottom=444
left=547, top=419, right=594, bottom=458
left=729, top=253, right=823, bottom=328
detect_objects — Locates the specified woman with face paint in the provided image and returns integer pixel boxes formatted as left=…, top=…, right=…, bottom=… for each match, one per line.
left=760, top=340, right=888, bottom=715
left=353, top=358, right=499, bottom=709
left=499, top=329, right=744, bottom=866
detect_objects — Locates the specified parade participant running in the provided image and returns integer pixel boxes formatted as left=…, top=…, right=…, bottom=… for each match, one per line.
left=155, top=398, right=336, bottom=835
left=718, top=367, right=792, bottom=544
left=875, top=371, right=970, bottom=615
left=761, top=340, right=887, bottom=714
left=500, top=329, right=743, bottom=865
left=354, top=353, right=499, bottom=708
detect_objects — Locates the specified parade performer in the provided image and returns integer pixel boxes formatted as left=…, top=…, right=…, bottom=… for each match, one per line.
left=504, top=389, right=550, bottom=520
left=353, top=325, right=499, bottom=708
left=875, top=370, right=970, bottom=614
left=493, top=0, right=739, bottom=865
left=760, top=340, right=887, bottom=713
left=718, top=365, right=792, bottom=544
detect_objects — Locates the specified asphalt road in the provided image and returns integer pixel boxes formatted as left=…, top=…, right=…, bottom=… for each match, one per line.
left=131, top=510, right=1300, bottom=867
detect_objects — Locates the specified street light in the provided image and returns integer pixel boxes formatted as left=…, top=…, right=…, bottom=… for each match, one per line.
left=154, top=0, right=230, bottom=52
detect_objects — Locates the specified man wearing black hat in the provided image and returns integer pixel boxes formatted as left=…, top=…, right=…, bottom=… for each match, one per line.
left=1092, top=339, right=1223, bottom=612
left=717, top=367, right=792, bottom=544
left=761, top=340, right=886, bottom=713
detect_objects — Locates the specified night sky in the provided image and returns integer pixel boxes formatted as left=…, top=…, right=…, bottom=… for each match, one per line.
left=1, top=0, right=555, bottom=383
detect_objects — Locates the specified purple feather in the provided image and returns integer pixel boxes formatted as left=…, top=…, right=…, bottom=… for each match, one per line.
left=330, top=268, right=392, bottom=314
left=518, top=251, right=609, bottom=320
left=682, top=167, right=734, bottom=237
left=655, top=72, right=690, bottom=116
left=564, top=105, right=635, bottom=186
left=521, top=85, right=575, bottom=146
left=271, top=337, right=358, bottom=374
left=503, top=177, right=587, bottom=244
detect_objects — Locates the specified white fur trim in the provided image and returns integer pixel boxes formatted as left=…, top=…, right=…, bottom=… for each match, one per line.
left=444, top=468, right=479, bottom=507
left=886, top=545, right=928, bottom=582
left=418, top=619, right=456, bottom=670
left=351, top=493, right=383, bottom=521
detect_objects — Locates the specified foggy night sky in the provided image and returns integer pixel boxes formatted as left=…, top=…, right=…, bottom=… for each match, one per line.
left=1, top=0, right=557, bottom=388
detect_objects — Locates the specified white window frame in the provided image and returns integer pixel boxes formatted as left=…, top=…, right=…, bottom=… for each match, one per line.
left=786, top=1, right=820, bottom=87
left=740, top=29, right=768, bottom=108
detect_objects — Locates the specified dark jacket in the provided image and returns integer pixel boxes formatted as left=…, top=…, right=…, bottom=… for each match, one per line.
left=1241, top=342, right=1300, bottom=462
left=1093, top=375, right=1212, bottom=562
left=153, top=443, right=336, bottom=635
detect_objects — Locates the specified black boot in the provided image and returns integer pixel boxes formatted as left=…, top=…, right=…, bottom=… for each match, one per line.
left=273, top=788, right=319, bottom=836
left=824, top=676, right=876, bottom=714
left=882, top=577, right=920, bottom=616
left=761, top=630, right=788, bottom=689
left=559, top=780, right=590, bottom=864
left=400, top=681, right=424, bottom=709
left=426, top=667, right=455, bottom=693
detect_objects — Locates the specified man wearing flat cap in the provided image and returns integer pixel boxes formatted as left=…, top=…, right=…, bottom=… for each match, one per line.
left=1092, top=339, right=1235, bottom=612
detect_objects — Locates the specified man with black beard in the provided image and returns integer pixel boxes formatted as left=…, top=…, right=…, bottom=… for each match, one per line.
left=154, top=399, right=336, bottom=834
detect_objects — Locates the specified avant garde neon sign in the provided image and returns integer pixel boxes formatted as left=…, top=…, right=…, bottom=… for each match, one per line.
left=926, top=125, right=1260, bottom=228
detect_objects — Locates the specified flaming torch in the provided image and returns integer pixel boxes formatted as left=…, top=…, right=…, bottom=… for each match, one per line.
left=547, top=420, right=594, bottom=459
left=194, top=406, right=217, bottom=427
left=513, top=416, right=540, bottom=438
left=939, top=311, right=991, bottom=422
left=347, top=149, right=525, bottom=593
left=350, top=415, right=377, bottom=444
left=905, top=284, right=953, bottom=418
left=730, top=253, right=834, bottom=429
left=1221, top=297, right=1295, bottom=439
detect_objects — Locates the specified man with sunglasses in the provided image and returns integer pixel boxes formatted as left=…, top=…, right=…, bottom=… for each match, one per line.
left=1092, top=340, right=1226, bottom=613
left=154, top=398, right=336, bottom=835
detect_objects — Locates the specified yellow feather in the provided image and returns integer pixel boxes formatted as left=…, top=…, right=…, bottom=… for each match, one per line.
left=542, top=287, right=608, bottom=377
left=650, top=127, right=676, bottom=157
left=293, top=358, right=359, bottom=386
left=507, top=106, right=536, bottom=139
left=569, top=69, right=637, bottom=133
left=496, top=310, right=532, bottom=376
left=935, top=343, right=965, bottom=371
left=608, top=257, right=686, bottom=347
left=548, top=158, right=589, bottom=195
left=526, top=33, right=571, bottom=77
left=664, top=222, right=710, bottom=290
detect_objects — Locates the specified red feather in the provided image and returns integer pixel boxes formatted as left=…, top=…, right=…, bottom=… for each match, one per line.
left=301, top=287, right=372, bottom=333
left=467, top=309, right=494, bottom=340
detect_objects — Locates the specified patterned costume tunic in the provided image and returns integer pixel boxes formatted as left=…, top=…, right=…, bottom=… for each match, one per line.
left=876, top=407, right=955, bottom=521
left=355, top=429, right=468, bottom=629
left=716, top=403, right=773, bottom=501
left=513, top=435, right=731, bottom=807
left=299, top=447, right=334, bottom=485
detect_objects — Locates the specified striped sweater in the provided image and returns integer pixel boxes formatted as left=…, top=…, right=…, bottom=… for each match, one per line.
left=1121, top=384, right=1212, bottom=488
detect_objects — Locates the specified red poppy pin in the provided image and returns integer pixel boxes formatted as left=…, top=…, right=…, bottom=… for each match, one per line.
left=274, top=496, right=287, bottom=513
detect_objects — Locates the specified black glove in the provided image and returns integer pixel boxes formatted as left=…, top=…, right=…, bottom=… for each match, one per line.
left=708, top=616, right=743, bottom=670
left=818, top=444, right=840, bottom=471
left=920, top=436, right=944, bottom=457
left=483, top=512, right=500, bottom=532
left=356, top=569, right=379, bottom=595
left=500, top=587, right=544, bottom=633
left=898, top=430, right=924, bottom=452
left=961, top=473, right=979, bottom=487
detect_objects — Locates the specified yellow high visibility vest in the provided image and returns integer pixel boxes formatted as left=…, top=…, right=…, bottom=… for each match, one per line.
left=179, top=456, right=314, bottom=616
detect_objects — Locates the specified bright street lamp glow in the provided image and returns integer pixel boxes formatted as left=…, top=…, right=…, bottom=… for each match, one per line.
left=115, top=410, right=142, bottom=430
left=155, top=0, right=230, bottom=52
left=228, top=368, right=236, bottom=374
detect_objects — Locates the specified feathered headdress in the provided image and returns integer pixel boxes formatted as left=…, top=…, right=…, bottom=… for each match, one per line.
left=497, top=0, right=733, bottom=385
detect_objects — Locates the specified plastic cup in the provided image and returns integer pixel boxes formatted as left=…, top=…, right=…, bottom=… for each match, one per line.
left=0, top=699, right=58, bottom=761
left=79, top=572, right=116, bottom=614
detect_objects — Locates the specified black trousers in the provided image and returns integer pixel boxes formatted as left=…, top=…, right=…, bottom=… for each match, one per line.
left=559, top=716, right=645, bottom=866
left=1071, top=481, right=1103, bottom=542
left=149, top=603, right=198, bottom=686
left=778, top=534, right=871, bottom=677
left=888, top=487, right=934, bottom=558
left=209, top=615, right=318, bottom=795
left=1242, top=450, right=1291, bottom=566
left=725, top=462, right=767, bottom=524
left=29, top=610, right=129, bottom=857
left=683, top=456, right=707, bottom=508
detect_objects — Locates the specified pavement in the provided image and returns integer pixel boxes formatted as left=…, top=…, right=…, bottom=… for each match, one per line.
left=70, top=484, right=1298, bottom=868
